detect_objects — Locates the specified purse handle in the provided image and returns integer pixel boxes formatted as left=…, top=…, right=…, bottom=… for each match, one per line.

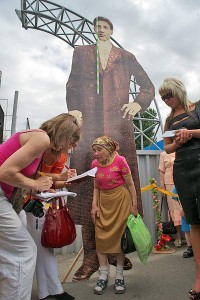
left=51, top=197, right=63, bottom=210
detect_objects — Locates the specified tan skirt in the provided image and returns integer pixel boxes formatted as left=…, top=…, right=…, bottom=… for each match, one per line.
left=95, top=185, right=132, bottom=253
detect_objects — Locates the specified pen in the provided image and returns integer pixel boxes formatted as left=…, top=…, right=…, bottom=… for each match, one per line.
left=65, top=164, right=70, bottom=170
left=38, top=171, right=45, bottom=176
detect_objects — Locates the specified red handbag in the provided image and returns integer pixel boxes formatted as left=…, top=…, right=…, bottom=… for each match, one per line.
left=41, top=197, right=76, bottom=248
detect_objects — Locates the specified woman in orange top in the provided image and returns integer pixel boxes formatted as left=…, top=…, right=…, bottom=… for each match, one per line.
left=26, top=149, right=76, bottom=300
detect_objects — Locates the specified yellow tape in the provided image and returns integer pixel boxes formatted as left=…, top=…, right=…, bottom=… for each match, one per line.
left=141, top=183, right=178, bottom=197
left=44, top=184, right=178, bottom=207
left=140, top=185, right=153, bottom=193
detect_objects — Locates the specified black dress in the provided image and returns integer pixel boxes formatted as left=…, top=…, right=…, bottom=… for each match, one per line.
left=169, top=101, right=200, bottom=224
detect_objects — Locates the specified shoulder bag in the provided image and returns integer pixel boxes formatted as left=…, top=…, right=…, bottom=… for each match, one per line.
left=41, top=197, right=76, bottom=248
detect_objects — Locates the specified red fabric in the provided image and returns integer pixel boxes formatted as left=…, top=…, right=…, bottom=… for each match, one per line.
left=41, top=198, right=76, bottom=248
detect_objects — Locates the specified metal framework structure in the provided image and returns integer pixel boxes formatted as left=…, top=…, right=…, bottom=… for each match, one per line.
left=16, top=0, right=163, bottom=149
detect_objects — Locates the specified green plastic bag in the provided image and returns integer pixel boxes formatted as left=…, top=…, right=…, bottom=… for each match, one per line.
left=127, top=214, right=153, bottom=264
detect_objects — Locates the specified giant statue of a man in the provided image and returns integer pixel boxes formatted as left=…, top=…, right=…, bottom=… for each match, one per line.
left=66, top=16, right=155, bottom=281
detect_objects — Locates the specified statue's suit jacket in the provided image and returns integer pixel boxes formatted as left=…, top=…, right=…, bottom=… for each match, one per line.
left=66, top=44, right=155, bottom=224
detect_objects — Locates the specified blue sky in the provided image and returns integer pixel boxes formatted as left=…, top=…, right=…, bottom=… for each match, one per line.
left=0, top=0, right=200, bottom=137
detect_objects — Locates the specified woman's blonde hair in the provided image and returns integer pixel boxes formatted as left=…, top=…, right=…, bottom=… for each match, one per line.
left=40, top=113, right=80, bottom=152
left=159, top=77, right=192, bottom=126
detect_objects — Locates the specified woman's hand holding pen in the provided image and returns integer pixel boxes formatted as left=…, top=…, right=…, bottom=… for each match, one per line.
left=63, top=169, right=78, bottom=187
left=36, top=173, right=53, bottom=192
left=59, top=166, right=77, bottom=181
left=67, top=168, right=77, bottom=178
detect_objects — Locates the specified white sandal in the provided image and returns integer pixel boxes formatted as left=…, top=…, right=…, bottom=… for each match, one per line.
left=114, top=279, right=126, bottom=294
left=174, top=239, right=182, bottom=247
left=94, top=278, right=108, bottom=295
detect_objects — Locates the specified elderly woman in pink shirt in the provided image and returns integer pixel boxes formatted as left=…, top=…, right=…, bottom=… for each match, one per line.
left=91, top=136, right=138, bottom=295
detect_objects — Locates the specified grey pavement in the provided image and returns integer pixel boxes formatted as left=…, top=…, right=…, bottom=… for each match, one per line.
left=31, top=243, right=194, bottom=300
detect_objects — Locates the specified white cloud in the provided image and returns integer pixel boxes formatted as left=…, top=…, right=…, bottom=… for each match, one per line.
left=1, top=0, right=200, bottom=138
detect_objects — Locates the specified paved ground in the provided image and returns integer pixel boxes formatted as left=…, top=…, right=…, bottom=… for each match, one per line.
left=31, top=243, right=195, bottom=300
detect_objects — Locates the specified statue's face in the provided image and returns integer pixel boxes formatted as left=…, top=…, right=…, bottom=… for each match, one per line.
left=94, top=20, right=113, bottom=41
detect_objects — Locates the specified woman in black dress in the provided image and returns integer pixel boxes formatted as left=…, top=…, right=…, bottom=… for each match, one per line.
left=159, top=77, right=200, bottom=300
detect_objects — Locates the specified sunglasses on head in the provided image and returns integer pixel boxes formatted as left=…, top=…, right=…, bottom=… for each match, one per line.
left=161, top=92, right=173, bottom=102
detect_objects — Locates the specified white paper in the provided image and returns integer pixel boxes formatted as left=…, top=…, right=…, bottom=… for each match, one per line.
left=35, top=191, right=77, bottom=202
left=161, top=130, right=175, bottom=138
left=65, top=167, right=97, bottom=183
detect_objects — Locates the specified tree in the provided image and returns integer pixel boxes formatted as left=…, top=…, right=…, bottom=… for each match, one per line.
left=133, top=108, right=158, bottom=150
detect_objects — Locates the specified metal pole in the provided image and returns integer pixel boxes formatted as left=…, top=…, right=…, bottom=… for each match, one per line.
left=11, top=91, right=19, bottom=136
left=26, top=117, right=30, bottom=129
left=0, top=70, right=2, bottom=88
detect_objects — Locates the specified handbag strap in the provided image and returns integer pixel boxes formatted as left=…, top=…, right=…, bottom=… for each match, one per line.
left=51, top=197, right=63, bottom=210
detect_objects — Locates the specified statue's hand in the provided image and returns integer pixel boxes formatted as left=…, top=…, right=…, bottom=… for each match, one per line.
left=121, top=102, right=141, bottom=120
left=68, top=110, right=83, bottom=126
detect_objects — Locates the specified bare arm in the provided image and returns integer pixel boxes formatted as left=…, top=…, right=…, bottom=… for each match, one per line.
left=164, top=137, right=181, bottom=153
left=43, top=169, right=77, bottom=182
left=123, top=174, right=138, bottom=216
left=164, top=123, right=194, bottom=153
left=163, top=122, right=183, bottom=153
left=91, top=179, right=100, bottom=223
left=42, top=169, right=77, bottom=189
left=158, top=153, right=166, bottom=190
left=159, top=170, right=165, bottom=190
left=0, top=132, right=52, bottom=191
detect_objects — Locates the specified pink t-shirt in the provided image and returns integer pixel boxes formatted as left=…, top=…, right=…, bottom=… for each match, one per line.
left=91, top=153, right=131, bottom=190
left=0, top=131, right=42, bottom=198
